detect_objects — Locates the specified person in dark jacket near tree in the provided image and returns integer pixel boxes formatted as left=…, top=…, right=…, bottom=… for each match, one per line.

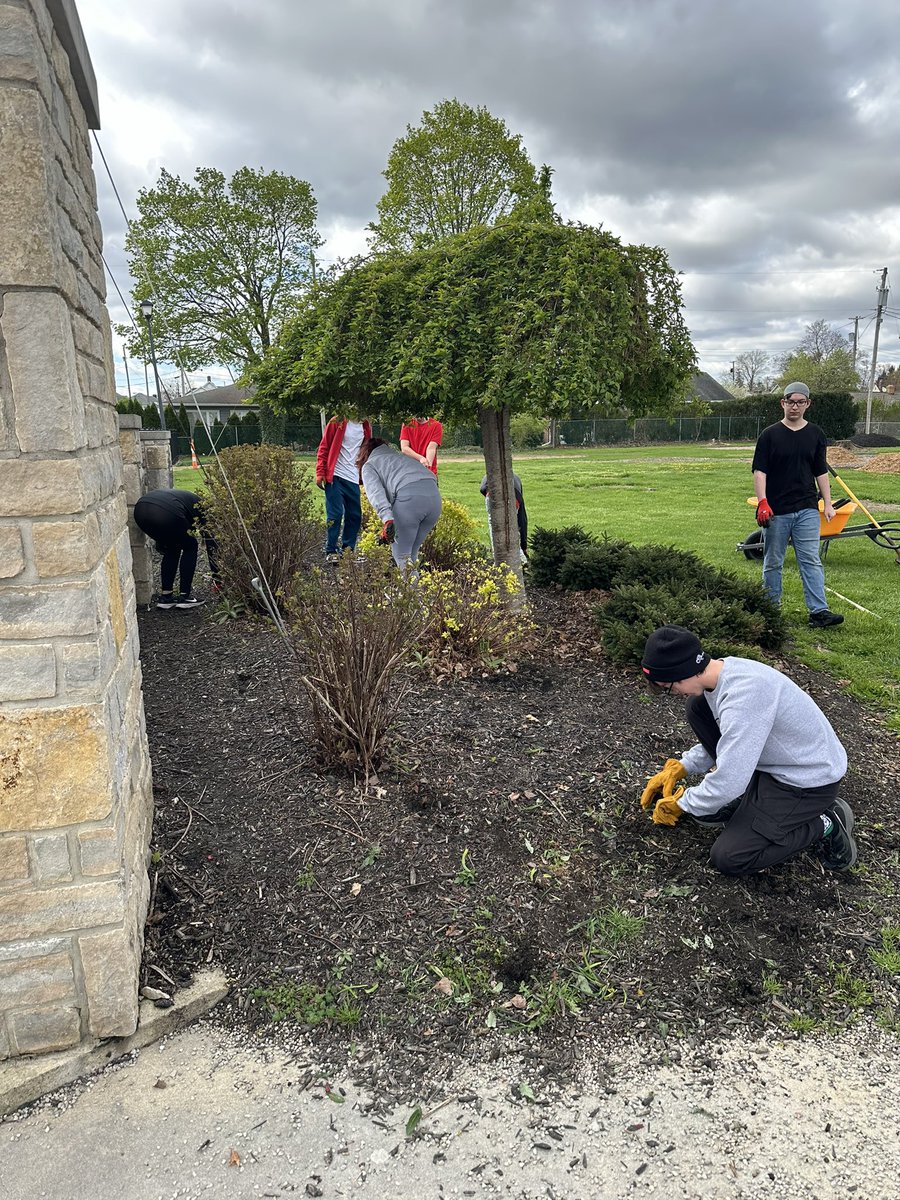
left=480, top=472, right=528, bottom=562
left=752, top=382, right=843, bottom=628
left=134, top=488, right=219, bottom=609
left=358, top=438, right=442, bottom=570
left=639, top=625, right=855, bottom=876
left=316, top=416, right=373, bottom=562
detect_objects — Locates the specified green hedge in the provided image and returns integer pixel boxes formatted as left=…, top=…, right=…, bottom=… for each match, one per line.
left=714, top=392, right=858, bottom=440
left=529, top=525, right=786, bottom=665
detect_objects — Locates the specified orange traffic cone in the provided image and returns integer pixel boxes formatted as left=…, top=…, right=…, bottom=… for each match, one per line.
left=190, top=439, right=200, bottom=469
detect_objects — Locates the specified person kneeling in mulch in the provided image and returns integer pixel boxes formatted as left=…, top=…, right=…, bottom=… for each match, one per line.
left=639, top=625, right=856, bottom=876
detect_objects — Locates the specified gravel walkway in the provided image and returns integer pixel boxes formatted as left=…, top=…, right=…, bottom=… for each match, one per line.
left=3, top=1018, right=898, bottom=1199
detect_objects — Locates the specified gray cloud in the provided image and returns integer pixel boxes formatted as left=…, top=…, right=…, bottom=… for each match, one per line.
left=76, top=0, right=900, bottom=386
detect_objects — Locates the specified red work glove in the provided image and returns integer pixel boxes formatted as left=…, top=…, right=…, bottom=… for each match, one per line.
left=377, top=520, right=395, bottom=545
left=755, top=499, right=774, bottom=528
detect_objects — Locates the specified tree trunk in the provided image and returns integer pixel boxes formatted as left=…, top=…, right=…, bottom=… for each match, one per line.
left=479, top=404, right=525, bottom=601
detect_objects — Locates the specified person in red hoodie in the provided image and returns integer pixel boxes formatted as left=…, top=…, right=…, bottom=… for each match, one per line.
left=315, top=415, right=372, bottom=561
left=400, top=417, right=443, bottom=477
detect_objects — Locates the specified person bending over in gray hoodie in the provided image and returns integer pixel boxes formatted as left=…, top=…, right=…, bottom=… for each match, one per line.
left=357, top=438, right=442, bottom=570
left=638, top=625, right=855, bottom=876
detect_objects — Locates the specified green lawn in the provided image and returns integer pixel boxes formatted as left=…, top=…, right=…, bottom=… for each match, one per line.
left=174, top=444, right=900, bottom=730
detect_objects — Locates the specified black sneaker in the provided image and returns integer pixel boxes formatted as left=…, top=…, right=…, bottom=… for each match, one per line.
left=156, top=595, right=176, bottom=610
left=818, top=798, right=857, bottom=871
left=809, top=609, right=844, bottom=628
left=175, top=595, right=205, bottom=609
left=691, top=799, right=740, bottom=829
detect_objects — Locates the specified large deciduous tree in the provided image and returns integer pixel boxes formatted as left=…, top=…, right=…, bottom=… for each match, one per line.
left=368, top=99, right=541, bottom=252
left=795, top=319, right=848, bottom=363
left=775, top=349, right=859, bottom=394
left=123, top=166, right=321, bottom=436
left=253, top=215, right=694, bottom=586
left=734, top=349, right=771, bottom=393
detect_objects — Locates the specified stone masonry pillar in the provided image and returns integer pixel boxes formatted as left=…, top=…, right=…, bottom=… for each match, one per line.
left=118, top=418, right=173, bottom=607
left=0, top=0, right=154, bottom=1058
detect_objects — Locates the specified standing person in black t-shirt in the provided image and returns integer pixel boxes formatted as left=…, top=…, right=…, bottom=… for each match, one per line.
left=751, top=383, right=843, bottom=628
left=134, top=489, right=219, bottom=610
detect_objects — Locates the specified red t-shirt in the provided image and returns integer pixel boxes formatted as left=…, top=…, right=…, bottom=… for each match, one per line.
left=400, top=419, right=443, bottom=476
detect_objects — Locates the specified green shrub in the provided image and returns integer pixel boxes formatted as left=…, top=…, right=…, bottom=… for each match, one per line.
left=419, top=498, right=488, bottom=570
left=418, top=555, right=533, bottom=668
left=528, top=525, right=597, bottom=587
left=595, top=580, right=786, bottom=666
left=557, top=539, right=638, bottom=591
left=203, top=444, right=322, bottom=610
left=510, top=414, right=545, bottom=449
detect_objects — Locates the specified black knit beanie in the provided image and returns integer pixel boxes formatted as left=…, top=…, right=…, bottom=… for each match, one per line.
left=641, top=625, right=710, bottom=684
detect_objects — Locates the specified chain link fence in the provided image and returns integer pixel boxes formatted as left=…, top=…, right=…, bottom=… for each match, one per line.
left=170, top=415, right=899, bottom=462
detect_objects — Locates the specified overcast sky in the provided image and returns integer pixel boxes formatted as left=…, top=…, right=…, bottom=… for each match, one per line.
left=74, top=0, right=900, bottom=396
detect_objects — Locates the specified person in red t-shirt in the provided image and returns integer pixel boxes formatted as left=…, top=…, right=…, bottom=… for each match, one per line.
left=399, top=417, right=443, bottom=477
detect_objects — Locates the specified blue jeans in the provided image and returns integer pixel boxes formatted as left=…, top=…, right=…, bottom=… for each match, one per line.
left=762, top=508, right=828, bottom=613
left=323, top=477, right=362, bottom=553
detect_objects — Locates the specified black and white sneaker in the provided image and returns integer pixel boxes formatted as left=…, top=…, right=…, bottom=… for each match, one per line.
left=156, top=595, right=176, bottom=610
left=818, top=798, right=857, bottom=871
left=175, top=594, right=206, bottom=609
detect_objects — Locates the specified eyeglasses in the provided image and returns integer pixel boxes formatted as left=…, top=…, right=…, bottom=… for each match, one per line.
left=783, top=399, right=808, bottom=407
left=653, top=680, right=676, bottom=694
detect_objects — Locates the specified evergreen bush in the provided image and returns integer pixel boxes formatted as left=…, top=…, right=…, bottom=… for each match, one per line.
left=527, top=526, right=596, bottom=587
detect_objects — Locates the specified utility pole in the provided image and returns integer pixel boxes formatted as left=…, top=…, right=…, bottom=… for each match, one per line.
left=123, top=350, right=133, bottom=402
left=849, top=316, right=860, bottom=369
left=865, top=268, right=889, bottom=434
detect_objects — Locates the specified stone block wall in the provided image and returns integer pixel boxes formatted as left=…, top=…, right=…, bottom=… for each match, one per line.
left=0, top=0, right=153, bottom=1058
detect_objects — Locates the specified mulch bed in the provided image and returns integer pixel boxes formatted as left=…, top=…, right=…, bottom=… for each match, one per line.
left=137, top=588, right=900, bottom=1084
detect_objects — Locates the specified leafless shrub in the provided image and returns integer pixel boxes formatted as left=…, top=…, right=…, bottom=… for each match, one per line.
left=287, top=557, right=427, bottom=781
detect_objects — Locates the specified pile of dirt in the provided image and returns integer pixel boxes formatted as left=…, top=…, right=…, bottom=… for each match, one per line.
left=862, top=452, right=900, bottom=473
left=136, top=589, right=900, bottom=1086
left=825, top=446, right=865, bottom=469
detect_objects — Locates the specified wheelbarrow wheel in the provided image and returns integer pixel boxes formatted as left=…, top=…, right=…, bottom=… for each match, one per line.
left=742, top=529, right=764, bottom=561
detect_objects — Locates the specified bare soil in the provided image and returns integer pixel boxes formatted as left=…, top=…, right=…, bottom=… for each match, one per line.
left=137, top=589, right=900, bottom=1088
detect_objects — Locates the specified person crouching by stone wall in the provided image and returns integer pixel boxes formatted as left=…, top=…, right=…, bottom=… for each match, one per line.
left=357, top=438, right=442, bottom=571
left=480, top=472, right=528, bottom=563
left=638, top=624, right=855, bottom=876
left=315, top=414, right=373, bottom=563
left=134, top=488, right=220, bottom=610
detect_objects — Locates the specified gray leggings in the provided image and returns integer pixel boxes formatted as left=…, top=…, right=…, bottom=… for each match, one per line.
left=391, top=483, right=442, bottom=568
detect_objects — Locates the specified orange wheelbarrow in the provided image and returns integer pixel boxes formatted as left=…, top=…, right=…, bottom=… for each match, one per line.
left=736, top=463, right=900, bottom=565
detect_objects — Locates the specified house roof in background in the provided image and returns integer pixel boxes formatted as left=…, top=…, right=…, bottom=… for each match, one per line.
left=689, top=372, right=732, bottom=403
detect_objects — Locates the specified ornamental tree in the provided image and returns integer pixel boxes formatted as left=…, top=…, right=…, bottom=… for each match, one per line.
left=123, top=166, right=321, bottom=437
left=253, top=215, right=694, bottom=585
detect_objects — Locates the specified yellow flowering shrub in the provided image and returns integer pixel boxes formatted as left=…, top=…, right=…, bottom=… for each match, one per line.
left=418, top=552, right=534, bottom=667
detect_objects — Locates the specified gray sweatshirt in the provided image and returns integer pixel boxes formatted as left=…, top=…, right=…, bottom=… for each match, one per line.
left=361, top=444, right=437, bottom=521
left=677, top=657, right=847, bottom=817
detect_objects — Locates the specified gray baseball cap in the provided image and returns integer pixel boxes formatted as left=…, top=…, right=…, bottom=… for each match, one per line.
left=783, top=382, right=810, bottom=399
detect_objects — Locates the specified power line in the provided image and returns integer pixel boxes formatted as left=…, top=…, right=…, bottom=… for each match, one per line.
left=682, top=267, right=872, bottom=276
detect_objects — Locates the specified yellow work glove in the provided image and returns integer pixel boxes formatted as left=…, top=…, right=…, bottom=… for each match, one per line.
left=652, top=787, right=685, bottom=826
left=640, top=758, right=687, bottom=810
